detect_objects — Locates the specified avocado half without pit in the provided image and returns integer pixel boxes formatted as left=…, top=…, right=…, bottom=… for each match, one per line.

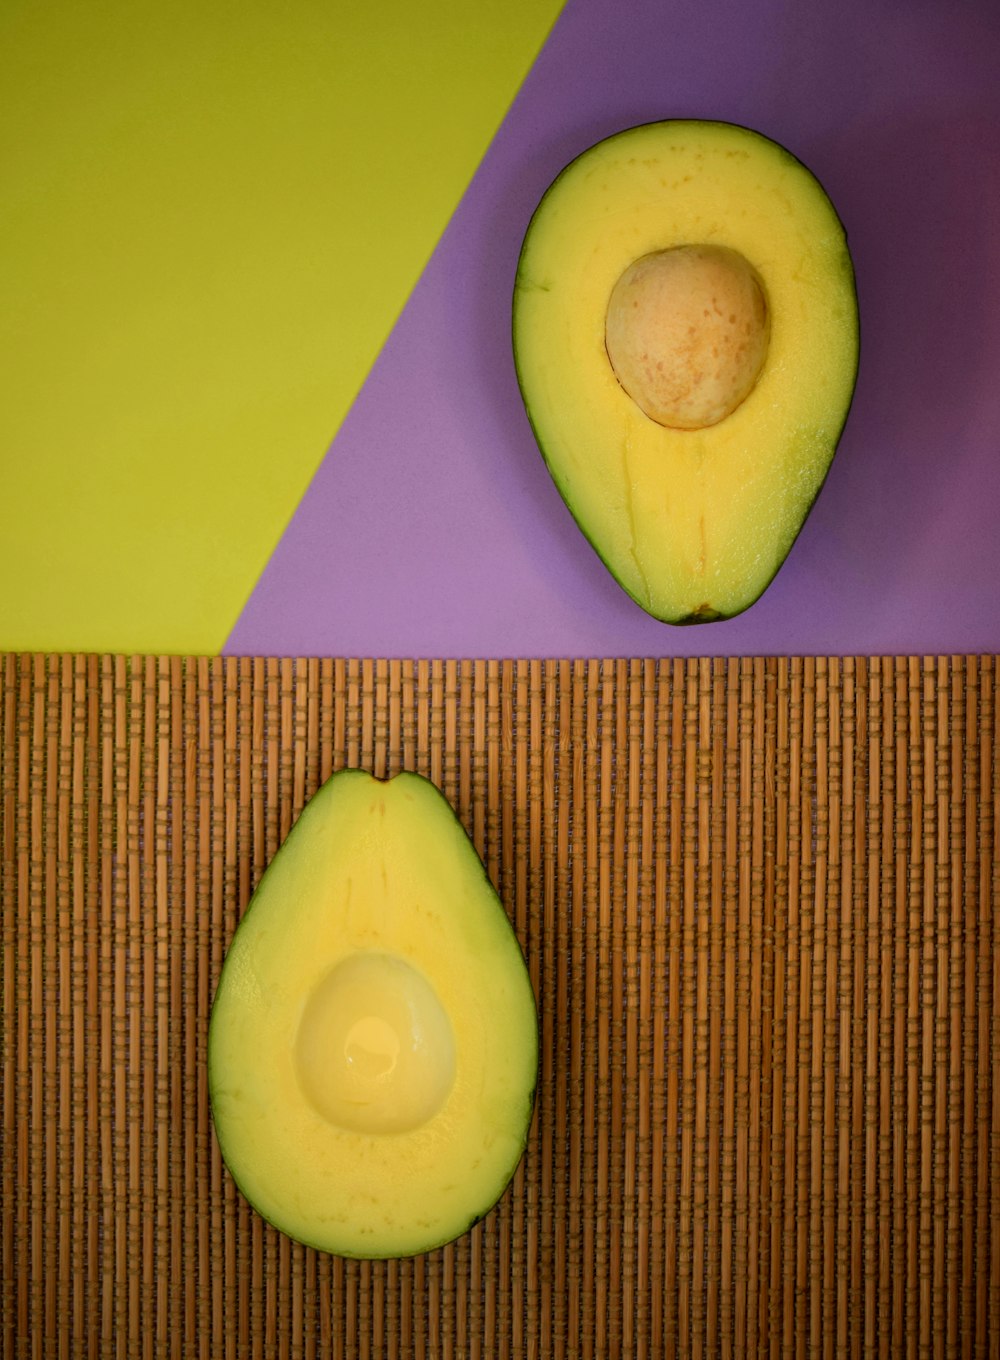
left=208, top=769, right=538, bottom=1260
left=512, top=119, right=859, bottom=624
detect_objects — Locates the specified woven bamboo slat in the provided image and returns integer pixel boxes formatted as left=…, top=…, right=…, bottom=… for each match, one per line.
left=1, top=654, right=997, bottom=1358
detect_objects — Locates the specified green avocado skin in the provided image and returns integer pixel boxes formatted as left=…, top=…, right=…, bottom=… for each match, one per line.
left=208, top=768, right=539, bottom=1260
left=512, top=119, right=860, bottom=625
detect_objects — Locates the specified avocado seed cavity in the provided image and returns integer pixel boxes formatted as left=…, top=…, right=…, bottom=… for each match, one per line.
left=295, top=951, right=456, bottom=1135
left=604, top=244, right=769, bottom=430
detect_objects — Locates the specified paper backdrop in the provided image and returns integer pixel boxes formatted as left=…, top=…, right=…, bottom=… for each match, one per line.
left=3, top=0, right=999, bottom=657
left=0, top=0, right=565, bottom=653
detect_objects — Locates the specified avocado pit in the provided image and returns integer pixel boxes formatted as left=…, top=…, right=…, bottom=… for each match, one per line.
left=604, top=244, right=769, bottom=430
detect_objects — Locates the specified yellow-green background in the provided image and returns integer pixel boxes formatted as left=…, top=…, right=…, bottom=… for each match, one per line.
left=0, top=0, right=564, bottom=653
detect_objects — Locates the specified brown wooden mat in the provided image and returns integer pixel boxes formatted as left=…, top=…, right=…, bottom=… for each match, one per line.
left=2, top=654, right=998, bottom=1357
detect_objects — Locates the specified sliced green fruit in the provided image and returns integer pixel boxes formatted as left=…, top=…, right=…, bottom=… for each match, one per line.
left=513, top=119, right=859, bottom=623
left=208, top=768, right=537, bottom=1259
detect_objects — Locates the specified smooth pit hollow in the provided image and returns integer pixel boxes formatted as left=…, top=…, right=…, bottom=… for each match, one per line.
left=295, top=951, right=456, bottom=1135
left=604, top=244, right=769, bottom=430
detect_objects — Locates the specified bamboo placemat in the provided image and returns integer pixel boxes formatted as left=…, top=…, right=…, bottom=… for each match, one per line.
left=2, top=654, right=998, bottom=1358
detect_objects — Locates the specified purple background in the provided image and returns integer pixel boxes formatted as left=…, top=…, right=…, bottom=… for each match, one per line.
left=225, top=0, right=1000, bottom=659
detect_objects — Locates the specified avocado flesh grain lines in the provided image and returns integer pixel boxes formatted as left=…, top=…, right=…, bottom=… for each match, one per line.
left=620, top=415, right=653, bottom=613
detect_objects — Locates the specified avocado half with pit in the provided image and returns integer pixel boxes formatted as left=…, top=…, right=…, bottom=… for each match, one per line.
left=512, top=119, right=859, bottom=624
left=208, top=769, right=538, bottom=1259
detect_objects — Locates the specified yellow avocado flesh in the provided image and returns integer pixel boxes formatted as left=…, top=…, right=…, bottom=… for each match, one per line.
left=513, top=120, right=859, bottom=623
left=208, top=770, right=537, bottom=1259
